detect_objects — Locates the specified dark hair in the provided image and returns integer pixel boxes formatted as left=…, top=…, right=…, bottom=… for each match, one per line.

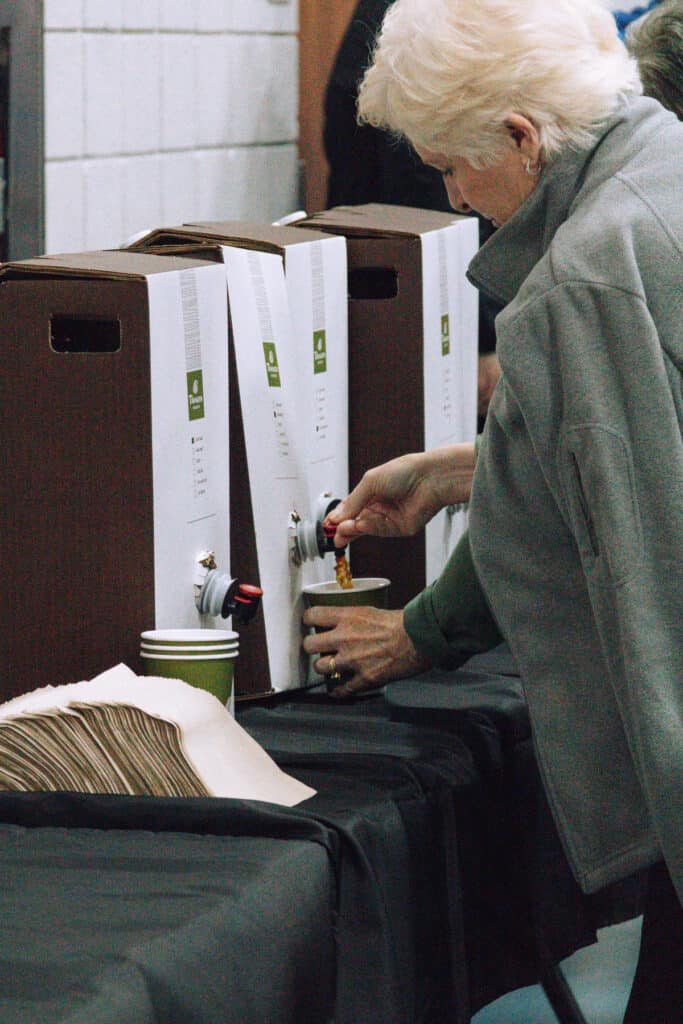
left=627, top=0, right=683, bottom=119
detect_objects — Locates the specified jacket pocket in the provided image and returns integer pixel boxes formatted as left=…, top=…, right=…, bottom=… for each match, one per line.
left=559, top=424, right=643, bottom=587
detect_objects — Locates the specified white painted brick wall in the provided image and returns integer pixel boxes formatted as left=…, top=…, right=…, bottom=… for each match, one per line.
left=44, top=0, right=300, bottom=254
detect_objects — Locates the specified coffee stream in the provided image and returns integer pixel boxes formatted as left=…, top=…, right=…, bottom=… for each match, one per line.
left=324, top=522, right=354, bottom=589
left=334, top=552, right=354, bottom=590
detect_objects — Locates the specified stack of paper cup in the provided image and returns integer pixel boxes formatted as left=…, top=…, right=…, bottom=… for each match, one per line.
left=140, top=629, right=239, bottom=714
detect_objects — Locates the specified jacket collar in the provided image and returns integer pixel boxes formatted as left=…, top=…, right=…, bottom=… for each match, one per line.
left=465, top=98, right=665, bottom=306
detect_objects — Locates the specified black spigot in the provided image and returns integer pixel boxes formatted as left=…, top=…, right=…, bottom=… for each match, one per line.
left=222, top=582, right=263, bottom=625
left=320, top=499, right=347, bottom=556
left=322, top=519, right=347, bottom=557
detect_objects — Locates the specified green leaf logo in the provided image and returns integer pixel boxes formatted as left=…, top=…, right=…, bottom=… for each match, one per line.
left=441, top=314, right=450, bottom=356
left=186, top=370, right=205, bottom=421
left=263, top=342, right=281, bottom=387
left=313, top=329, right=327, bottom=374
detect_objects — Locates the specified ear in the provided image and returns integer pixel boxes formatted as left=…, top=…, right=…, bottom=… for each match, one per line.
left=504, top=113, right=542, bottom=162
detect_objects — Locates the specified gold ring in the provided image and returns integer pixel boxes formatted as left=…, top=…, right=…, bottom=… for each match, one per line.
left=329, top=656, right=341, bottom=681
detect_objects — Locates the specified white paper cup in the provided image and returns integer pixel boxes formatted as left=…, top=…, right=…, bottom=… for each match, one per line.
left=140, top=628, right=238, bottom=646
left=140, top=642, right=239, bottom=655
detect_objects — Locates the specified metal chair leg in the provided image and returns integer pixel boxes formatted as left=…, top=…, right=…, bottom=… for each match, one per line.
left=540, top=962, right=590, bottom=1024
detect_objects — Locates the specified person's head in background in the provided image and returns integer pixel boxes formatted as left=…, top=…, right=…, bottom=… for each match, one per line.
left=626, top=0, right=683, bottom=119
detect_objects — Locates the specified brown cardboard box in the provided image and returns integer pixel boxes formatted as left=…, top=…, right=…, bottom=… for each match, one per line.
left=0, top=251, right=230, bottom=702
left=298, top=204, right=479, bottom=608
left=130, top=223, right=349, bottom=698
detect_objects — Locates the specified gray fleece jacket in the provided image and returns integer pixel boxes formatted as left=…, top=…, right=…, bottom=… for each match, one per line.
left=407, top=97, right=683, bottom=901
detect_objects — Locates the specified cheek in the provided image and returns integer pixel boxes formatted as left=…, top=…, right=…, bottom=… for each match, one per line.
left=457, top=172, right=484, bottom=203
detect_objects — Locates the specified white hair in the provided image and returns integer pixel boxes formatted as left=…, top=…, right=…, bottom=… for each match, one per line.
left=357, top=0, right=643, bottom=166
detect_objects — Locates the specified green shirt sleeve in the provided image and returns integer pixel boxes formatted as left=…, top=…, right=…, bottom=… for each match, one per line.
left=403, top=528, right=504, bottom=668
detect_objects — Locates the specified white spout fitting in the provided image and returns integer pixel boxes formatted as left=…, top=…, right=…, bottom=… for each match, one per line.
left=197, top=569, right=237, bottom=616
left=289, top=492, right=342, bottom=565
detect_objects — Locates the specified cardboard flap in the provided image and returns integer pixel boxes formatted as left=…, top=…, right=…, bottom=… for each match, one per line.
left=187, top=221, right=333, bottom=248
left=302, top=203, right=467, bottom=238
left=130, top=222, right=333, bottom=257
left=134, top=243, right=225, bottom=263
left=0, top=250, right=214, bottom=282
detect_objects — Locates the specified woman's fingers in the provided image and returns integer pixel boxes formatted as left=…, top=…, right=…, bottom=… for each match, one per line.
left=327, top=447, right=477, bottom=542
left=302, top=606, right=343, bottom=638
left=325, top=498, right=394, bottom=545
left=330, top=516, right=368, bottom=545
left=312, top=654, right=341, bottom=677
left=302, top=607, right=426, bottom=697
left=326, top=477, right=378, bottom=529
left=328, top=673, right=374, bottom=698
left=324, top=457, right=418, bottom=541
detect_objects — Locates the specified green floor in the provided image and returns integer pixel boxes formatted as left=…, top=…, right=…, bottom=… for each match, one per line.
left=472, top=917, right=642, bottom=1024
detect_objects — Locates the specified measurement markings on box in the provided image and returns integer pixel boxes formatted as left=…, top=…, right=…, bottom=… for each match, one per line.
left=249, top=252, right=293, bottom=463
left=438, top=234, right=455, bottom=427
left=181, top=269, right=212, bottom=505
left=311, top=242, right=331, bottom=445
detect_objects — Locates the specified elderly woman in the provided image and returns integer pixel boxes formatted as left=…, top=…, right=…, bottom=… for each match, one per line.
left=303, top=0, right=683, bottom=1017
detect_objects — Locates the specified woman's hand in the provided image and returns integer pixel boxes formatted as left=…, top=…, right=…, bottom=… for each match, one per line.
left=325, top=445, right=476, bottom=547
left=302, top=606, right=428, bottom=696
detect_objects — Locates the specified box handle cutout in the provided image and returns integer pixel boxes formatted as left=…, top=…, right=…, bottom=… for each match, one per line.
left=50, top=316, right=122, bottom=353
left=348, top=267, right=398, bottom=300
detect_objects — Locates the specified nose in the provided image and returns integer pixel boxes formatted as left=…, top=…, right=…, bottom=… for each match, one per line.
left=444, top=177, right=471, bottom=215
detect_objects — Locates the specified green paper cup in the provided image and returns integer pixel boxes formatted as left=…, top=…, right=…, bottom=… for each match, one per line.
left=302, top=577, right=391, bottom=689
left=302, top=577, right=391, bottom=610
left=140, top=649, right=237, bottom=707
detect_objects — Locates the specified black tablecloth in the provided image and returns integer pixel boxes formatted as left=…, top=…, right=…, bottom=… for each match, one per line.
left=0, top=739, right=474, bottom=1024
left=0, top=817, right=335, bottom=1024
left=238, top=708, right=480, bottom=1023
left=0, top=646, right=644, bottom=1024
left=239, top=689, right=589, bottom=1017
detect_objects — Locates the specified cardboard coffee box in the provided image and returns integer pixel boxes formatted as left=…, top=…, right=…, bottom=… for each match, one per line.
left=0, top=251, right=230, bottom=701
left=130, top=224, right=349, bottom=695
left=299, top=204, right=479, bottom=608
